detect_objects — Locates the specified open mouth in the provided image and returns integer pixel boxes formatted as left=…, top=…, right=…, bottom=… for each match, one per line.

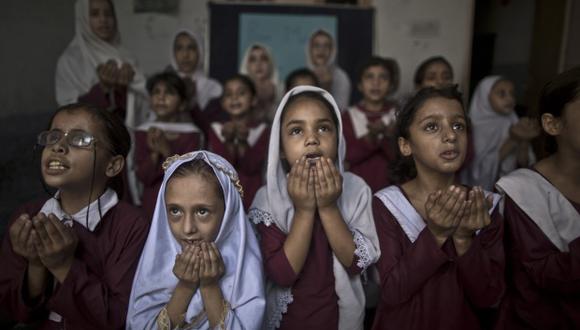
left=440, top=150, right=459, bottom=160
left=45, top=159, right=69, bottom=173
left=181, top=239, right=202, bottom=247
left=305, top=152, right=322, bottom=166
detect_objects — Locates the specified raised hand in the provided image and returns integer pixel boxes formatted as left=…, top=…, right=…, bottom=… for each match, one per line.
left=32, top=213, right=78, bottom=282
left=96, top=59, right=119, bottom=92
left=235, top=122, right=249, bottom=143
left=454, top=187, right=494, bottom=239
left=9, top=214, right=41, bottom=264
left=116, top=62, right=135, bottom=87
left=221, top=121, right=237, bottom=143
left=313, top=157, right=342, bottom=209
left=424, top=185, right=467, bottom=246
left=287, top=156, right=316, bottom=213
left=199, top=242, right=225, bottom=287
left=173, top=244, right=201, bottom=289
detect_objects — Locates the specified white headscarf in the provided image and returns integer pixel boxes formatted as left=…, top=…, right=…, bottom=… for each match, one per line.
left=466, top=76, right=522, bottom=190
left=127, top=151, right=265, bottom=329
left=306, top=29, right=351, bottom=111
left=55, top=0, right=148, bottom=129
left=239, top=43, right=281, bottom=89
left=169, top=29, right=223, bottom=109
left=249, top=86, right=380, bottom=330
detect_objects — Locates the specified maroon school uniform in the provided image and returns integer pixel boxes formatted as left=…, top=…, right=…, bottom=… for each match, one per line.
left=207, top=122, right=269, bottom=210
left=496, top=196, right=580, bottom=330
left=0, top=199, right=148, bottom=330
left=342, top=104, right=396, bottom=192
left=134, top=129, right=202, bottom=219
left=78, top=84, right=127, bottom=120
left=257, top=215, right=362, bottom=330
left=372, top=190, right=505, bottom=330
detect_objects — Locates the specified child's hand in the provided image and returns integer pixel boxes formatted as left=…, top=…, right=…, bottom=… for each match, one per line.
left=116, top=62, right=135, bottom=87
left=510, top=117, right=541, bottom=141
left=96, top=59, right=119, bottom=92
left=9, top=214, right=41, bottom=265
left=424, top=186, right=467, bottom=246
left=148, top=127, right=171, bottom=158
left=287, top=156, right=316, bottom=213
left=314, top=157, right=342, bottom=210
left=235, top=122, right=249, bottom=143
left=454, top=187, right=493, bottom=239
left=32, top=213, right=78, bottom=281
left=173, top=244, right=201, bottom=290
left=221, top=122, right=237, bottom=143
left=199, top=242, right=225, bottom=287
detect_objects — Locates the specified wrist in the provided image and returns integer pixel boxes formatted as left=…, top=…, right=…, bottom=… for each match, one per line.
left=294, top=207, right=316, bottom=219
left=318, top=203, right=339, bottom=217
left=176, top=280, right=198, bottom=294
left=50, top=260, right=73, bottom=284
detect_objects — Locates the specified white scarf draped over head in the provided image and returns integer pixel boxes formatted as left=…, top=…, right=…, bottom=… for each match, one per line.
left=55, top=0, right=148, bottom=128
left=466, top=76, right=521, bottom=190
left=127, top=151, right=265, bottom=329
left=249, top=86, right=380, bottom=330
left=239, top=43, right=281, bottom=89
left=169, top=29, right=222, bottom=109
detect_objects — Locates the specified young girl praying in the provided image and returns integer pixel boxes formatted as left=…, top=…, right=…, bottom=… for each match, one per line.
left=207, top=74, right=269, bottom=210
left=126, top=151, right=265, bottom=329
left=495, top=66, right=580, bottom=329
left=372, top=86, right=505, bottom=330
left=0, top=103, right=149, bottom=329
left=134, top=72, right=203, bottom=219
left=249, top=86, right=380, bottom=330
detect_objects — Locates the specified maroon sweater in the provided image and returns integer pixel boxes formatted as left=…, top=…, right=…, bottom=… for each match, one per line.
left=134, top=130, right=202, bottom=220
left=257, top=214, right=362, bottom=330
left=372, top=196, right=505, bottom=330
left=0, top=199, right=149, bottom=330
left=342, top=105, right=396, bottom=193
left=496, top=196, right=580, bottom=330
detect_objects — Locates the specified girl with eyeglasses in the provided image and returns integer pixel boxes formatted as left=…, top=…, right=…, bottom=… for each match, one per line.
left=0, top=103, right=149, bottom=329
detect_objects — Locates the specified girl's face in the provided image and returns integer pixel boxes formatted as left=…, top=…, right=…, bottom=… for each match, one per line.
left=221, top=79, right=254, bottom=118
left=489, top=80, right=516, bottom=115
left=174, top=34, right=199, bottom=74
left=420, top=62, right=453, bottom=89
left=555, top=97, right=580, bottom=155
left=150, top=81, right=183, bottom=121
left=41, top=110, right=112, bottom=193
left=399, top=97, right=467, bottom=176
left=89, top=0, right=116, bottom=43
left=247, top=47, right=271, bottom=81
left=165, top=172, right=225, bottom=249
left=358, top=65, right=391, bottom=105
left=281, top=98, right=338, bottom=166
left=310, top=33, right=333, bottom=66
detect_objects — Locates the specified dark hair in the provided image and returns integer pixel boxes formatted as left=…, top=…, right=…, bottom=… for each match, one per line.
left=311, top=29, right=333, bottom=44
left=357, top=56, right=400, bottom=94
left=223, top=74, right=257, bottom=97
left=285, top=68, right=320, bottom=91
left=170, top=158, right=224, bottom=201
left=413, top=56, right=454, bottom=87
left=392, top=86, right=465, bottom=183
left=173, top=31, right=198, bottom=50
left=146, top=71, right=187, bottom=101
left=538, top=66, right=580, bottom=154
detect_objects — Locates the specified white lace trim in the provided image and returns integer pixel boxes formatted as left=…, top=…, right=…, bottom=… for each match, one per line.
left=248, top=208, right=275, bottom=226
left=352, top=230, right=372, bottom=270
left=267, top=288, right=293, bottom=330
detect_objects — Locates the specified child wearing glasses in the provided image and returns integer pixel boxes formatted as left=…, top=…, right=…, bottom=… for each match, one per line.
left=0, top=103, right=149, bottom=329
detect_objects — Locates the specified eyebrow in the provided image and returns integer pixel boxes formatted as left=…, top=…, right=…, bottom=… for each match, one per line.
left=418, top=113, right=465, bottom=123
left=284, top=118, right=333, bottom=127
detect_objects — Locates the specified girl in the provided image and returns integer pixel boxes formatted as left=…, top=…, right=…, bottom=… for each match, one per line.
left=495, top=66, right=580, bottom=329
left=0, top=103, right=149, bottom=329
left=464, top=76, right=540, bottom=191
left=343, top=56, right=399, bottom=192
left=249, top=86, right=380, bottom=330
left=307, top=30, right=351, bottom=111
left=414, top=56, right=454, bottom=90
left=240, top=43, right=281, bottom=123
left=372, top=86, right=505, bottom=329
left=135, top=72, right=204, bottom=220
left=55, top=0, right=148, bottom=129
left=167, top=29, right=222, bottom=110
left=126, top=150, right=265, bottom=329
left=208, top=74, right=269, bottom=210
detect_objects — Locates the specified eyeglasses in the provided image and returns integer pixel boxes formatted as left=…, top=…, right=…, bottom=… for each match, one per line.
left=37, top=129, right=97, bottom=149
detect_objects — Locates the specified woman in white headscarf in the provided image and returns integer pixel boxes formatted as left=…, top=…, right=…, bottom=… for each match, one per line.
left=167, top=29, right=222, bottom=110
left=249, top=86, right=380, bottom=330
left=55, top=0, right=148, bottom=129
left=307, top=29, right=352, bottom=112
left=239, top=43, right=282, bottom=123
left=127, top=150, right=265, bottom=329
left=463, top=76, right=539, bottom=190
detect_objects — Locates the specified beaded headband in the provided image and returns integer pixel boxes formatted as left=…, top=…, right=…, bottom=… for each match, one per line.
left=162, top=152, right=244, bottom=198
